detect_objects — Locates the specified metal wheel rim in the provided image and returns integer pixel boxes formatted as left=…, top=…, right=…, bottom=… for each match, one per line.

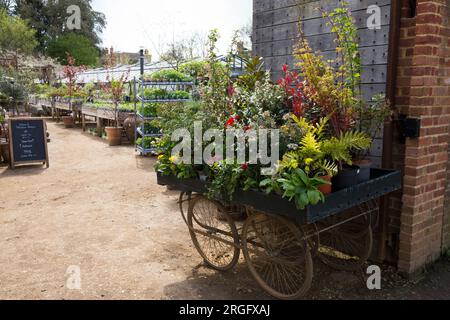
left=318, top=210, right=374, bottom=271
left=187, top=196, right=240, bottom=272
left=242, top=213, right=313, bottom=300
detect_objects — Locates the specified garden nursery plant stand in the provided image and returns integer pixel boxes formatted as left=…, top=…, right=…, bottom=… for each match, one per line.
left=157, top=169, right=402, bottom=300
left=134, top=78, right=194, bottom=155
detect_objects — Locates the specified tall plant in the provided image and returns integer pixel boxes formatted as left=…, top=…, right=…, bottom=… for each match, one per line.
left=295, top=2, right=362, bottom=136
left=100, top=55, right=129, bottom=128
left=63, top=53, right=86, bottom=99
left=320, top=2, right=362, bottom=96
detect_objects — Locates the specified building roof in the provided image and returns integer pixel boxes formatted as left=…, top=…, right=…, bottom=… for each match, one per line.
left=71, top=61, right=173, bottom=84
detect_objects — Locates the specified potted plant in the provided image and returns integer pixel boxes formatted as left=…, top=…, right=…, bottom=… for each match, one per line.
left=61, top=54, right=86, bottom=128
left=101, top=73, right=129, bottom=146
left=353, top=94, right=392, bottom=182
left=321, top=131, right=372, bottom=190
left=277, top=169, right=327, bottom=210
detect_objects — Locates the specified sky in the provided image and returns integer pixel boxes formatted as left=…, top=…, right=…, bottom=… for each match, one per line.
left=91, top=0, right=253, bottom=58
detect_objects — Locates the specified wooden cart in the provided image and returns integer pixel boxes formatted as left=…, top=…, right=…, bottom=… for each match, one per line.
left=157, top=169, right=402, bottom=300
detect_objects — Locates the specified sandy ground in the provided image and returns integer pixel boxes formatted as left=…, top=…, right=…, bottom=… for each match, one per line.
left=0, top=121, right=449, bottom=300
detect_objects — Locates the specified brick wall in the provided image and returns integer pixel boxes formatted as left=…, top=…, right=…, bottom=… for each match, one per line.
left=444, top=133, right=450, bottom=251
left=385, top=0, right=417, bottom=265
left=394, top=0, right=450, bottom=275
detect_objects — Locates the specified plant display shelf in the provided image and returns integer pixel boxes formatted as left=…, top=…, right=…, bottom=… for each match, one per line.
left=156, top=169, right=402, bottom=300
left=136, top=96, right=191, bottom=104
left=136, top=112, right=162, bottom=121
left=81, top=103, right=135, bottom=136
left=82, top=103, right=135, bottom=120
left=134, top=79, right=193, bottom=155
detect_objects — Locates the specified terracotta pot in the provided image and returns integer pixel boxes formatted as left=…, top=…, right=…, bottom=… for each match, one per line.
left=353, top=159, right=373, bottom=183
left=123, top=115, right=136, bottom=141
left=105, top=127, right=123, bottom=146
left=318, top=175, right=332, bottom=195
left=333, top=166, right=361, bottom=191
left=62, top=116, right=74, bottom=128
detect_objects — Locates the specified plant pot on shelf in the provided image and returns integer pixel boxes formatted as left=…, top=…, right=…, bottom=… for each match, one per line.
left=123, top=115, right=136, bottom=141
left=318, top=175, right=333, bottom=195
left=105, top=127, right=123, bottom=146
left=353, top=159, right=373, bottom=183
left=332, top=166, right=360, bottom=191
left=62, top=116, right=74, bottom=128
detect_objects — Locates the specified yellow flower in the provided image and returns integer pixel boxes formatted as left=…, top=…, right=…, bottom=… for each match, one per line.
left=305, top=158, right=314, bottom=165
left=158, top=155, right=165, bottom=160
left=169, top=155, right=178, bottom=164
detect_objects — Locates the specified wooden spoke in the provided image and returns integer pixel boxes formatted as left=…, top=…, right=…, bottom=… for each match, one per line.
left=187, top=196, right=240, bottom=271
left=242, top=213, right=313, bottom=300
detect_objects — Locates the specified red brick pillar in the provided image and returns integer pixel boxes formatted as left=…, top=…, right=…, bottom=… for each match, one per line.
left=396, top=0, right=450, bottom=275
left=445, top=143, right=450, bottom=251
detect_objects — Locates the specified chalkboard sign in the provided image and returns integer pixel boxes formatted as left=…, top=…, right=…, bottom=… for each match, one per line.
left=8, top=118, right=49, bottom=169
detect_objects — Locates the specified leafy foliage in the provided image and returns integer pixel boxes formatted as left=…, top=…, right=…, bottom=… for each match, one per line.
left=0, top=9, right=37, bottom=54
left=236, top=56, right=265, bottom=91
left=47, top=33, right=99, bottom=66
left=143, top=88, right=190, bottom=101
left=144, top=69, right=192, bottom=83
left=278, top=169, right=327, bottom=210
left=14, top=0, right=106, bottom=53
left=179, top=60, right=208, bottom=80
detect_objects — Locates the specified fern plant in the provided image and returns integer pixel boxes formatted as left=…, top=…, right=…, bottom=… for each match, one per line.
left=280, top=115, right=371, bottom=175
left=321, top=131, right=372, bottom=168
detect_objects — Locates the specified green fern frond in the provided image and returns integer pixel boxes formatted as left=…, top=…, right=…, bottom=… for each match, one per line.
left=300, top=131, right=322, bottom=157
left=291, top=115, right=310, bottom=133
left=317, top=160, right=339, bottom=177
left=314, top=117, right=329, bottom=139
left=339, top=131, right=372, bottom=151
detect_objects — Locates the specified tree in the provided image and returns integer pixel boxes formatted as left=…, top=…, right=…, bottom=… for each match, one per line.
left=14, top=0, right=106, bottom=53
left=47, top=33, right=99, bottom=66
left=0, top=9, right=37, bottom=55
left=159, top=34, right=207, bottom=70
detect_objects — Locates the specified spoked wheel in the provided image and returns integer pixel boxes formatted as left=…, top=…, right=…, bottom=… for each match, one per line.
left=179, top=192, right=192, bottom=224
left=318, top=205, right=375, bottom=271
left=187, top=196, right=240, bottom=271
left=242, top=213, right=313, bottom=300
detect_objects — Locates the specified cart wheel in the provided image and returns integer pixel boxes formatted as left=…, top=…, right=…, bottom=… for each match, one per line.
left=179, top=192, right=192, bottom=224
left=242, top=213, right=313, bottom=300
left=318, top=212, right=373, bottom=271
left=187, top=196, right=240, bottom=272
left=303, top=223, right=320, bottom=258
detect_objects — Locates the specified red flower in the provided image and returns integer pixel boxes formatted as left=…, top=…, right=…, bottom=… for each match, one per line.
left=225, top=115, right=240, bottom=128
left=244, top=125, right=252, bottom=132
left=227, top=85, right=235, bottom=97
left=241, top=163, right=249, bottom=171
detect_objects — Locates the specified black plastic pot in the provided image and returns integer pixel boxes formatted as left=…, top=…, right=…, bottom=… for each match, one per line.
left=333, top=166, right=361, bottom=191
left=354, top=159, right=373, bottom=183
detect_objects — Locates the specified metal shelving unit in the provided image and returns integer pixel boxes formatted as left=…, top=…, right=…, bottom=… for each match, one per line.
left=134, top=78, right=194, bottom=155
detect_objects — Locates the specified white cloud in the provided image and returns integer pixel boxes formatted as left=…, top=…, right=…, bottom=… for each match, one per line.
left=91, top=0, right=253, bottom=58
